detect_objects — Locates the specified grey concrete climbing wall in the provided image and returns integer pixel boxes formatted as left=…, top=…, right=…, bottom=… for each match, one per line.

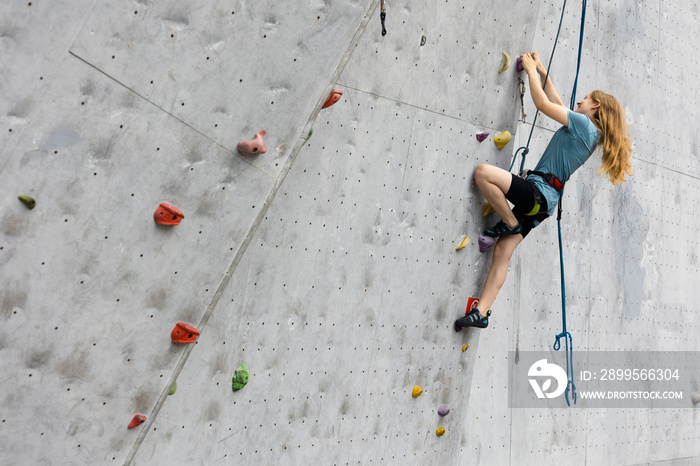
left=1, top=0, right=698, bottom=465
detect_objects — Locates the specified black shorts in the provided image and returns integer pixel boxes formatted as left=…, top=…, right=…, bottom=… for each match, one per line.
left=505, top=174, right=549, bottom=238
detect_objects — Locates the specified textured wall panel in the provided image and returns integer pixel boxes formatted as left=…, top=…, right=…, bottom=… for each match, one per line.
left=0, top=61, right=273, bottom=463
left=133, top=84, right=496, bottom=465
left=1, top=0, right=699, bottom=465
left=69, top=0, right=374, bottom=177
left=340, top=0, right=541, bottom=133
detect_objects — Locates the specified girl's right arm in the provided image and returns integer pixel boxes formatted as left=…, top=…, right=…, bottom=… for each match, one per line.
left=521, top=53, right=569, bottom=127
left=531, top=52, right=564, bottom=107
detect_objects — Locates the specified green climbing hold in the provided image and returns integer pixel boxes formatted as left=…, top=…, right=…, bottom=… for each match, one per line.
left=231, top=365, right=249, bottom=392
left=169, top=382, right=177, bottom=395
left=18, top=195, right=36, bottom=210
left=304, top=128, right=313, bottom=143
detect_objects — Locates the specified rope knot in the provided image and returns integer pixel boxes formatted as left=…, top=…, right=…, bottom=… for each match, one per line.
left=553, top=331, right=571, bottom=351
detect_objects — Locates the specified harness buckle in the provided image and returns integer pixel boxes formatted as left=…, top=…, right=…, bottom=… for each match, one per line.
left=529, top=171, right=565, bottom=193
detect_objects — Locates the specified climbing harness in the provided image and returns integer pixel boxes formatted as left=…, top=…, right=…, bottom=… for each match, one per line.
left=528, top=171, right=565, bottom=193
left=524, top=188, right=544, bottom=216
left=510, top=0, right=589, bottom=406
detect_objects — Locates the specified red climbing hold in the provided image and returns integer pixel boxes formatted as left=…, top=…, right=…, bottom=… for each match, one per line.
left=171, top=322, right=200, bottom=343
left=237, top=130, right=267, bottom=156
left=154, top=203, right=184, bottom=226
left=322, top=88, right=343, bottom=109
left=128, top=414, right=146, bottom=429
left=466, top=297, right=480, bottom=314
left=455, top=298, right=480, bottom=333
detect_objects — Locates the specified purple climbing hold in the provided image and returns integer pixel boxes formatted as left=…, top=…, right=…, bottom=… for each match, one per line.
left=476, top=132, right=489, bottom=143
left=438, top=405, right=450, bottom=416
left=515, top=57, right=524, bottom=73
left=478, top=235, right=496, bottom=253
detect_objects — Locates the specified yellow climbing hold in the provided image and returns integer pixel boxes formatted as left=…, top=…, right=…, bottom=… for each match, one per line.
left=498, top=52, right=511, bottom=73
left=482, top=203, right=496, bottom=217
left=455, top=236, right=470, bottom=251
left=494, top=131, right=511, bottom=150
left=412, top=386, right=423, bottom=398
left=462, top=344, right=470, bottom=352
left=436, top=427, right=446, bottom=436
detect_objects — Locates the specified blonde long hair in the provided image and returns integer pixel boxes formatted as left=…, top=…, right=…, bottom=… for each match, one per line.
left=590, top=90, right=633, bottom=185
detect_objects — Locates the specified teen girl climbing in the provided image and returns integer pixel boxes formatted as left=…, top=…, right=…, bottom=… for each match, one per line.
left=455, top=51, right=633, bottom=330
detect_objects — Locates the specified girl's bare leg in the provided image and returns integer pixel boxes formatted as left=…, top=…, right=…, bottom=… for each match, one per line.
left=474, top=164, right=519, bottom=228
left=477, top=233, right=523, bottom=315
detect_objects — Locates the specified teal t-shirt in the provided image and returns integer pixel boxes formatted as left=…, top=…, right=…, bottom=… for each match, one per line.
left=527, top=110, right=600, bottom=215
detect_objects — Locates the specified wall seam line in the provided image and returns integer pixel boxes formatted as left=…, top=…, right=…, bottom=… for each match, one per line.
left=123, top=1, right=383, bottom=463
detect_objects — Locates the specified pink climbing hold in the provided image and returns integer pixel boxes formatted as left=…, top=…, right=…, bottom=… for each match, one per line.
left=515, top=57, right=524, bottom=73
left=128, top=414, right=146, bottom=429
left=478, top=235, right=496, bottom=253
left=476, top=132, right=489, bottom=143
left=322, top=88, right=343, bottom=109
left=237, top=130, right=267, bottom=156
left=438, top=405, right=450, bottom=416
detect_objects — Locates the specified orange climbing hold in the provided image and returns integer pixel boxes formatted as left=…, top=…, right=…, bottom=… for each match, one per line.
left=322, top=88, right=343, bottom=108
left=154, top=203, right=184, bottom=225
left=171, top=322, right=200, bottom=343
left=128, top=414, right=146, bottom=429
left=237, top=130, right=267, bottom=156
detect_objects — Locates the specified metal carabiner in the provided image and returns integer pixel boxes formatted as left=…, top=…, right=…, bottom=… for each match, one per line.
left=380, top=0, right=387, bottom=36
left=518, top=77, right=527, bottom=121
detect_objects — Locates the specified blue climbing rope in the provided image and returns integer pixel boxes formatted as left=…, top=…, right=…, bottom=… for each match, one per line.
left=554, top=0, right=587, bottom=408
left=568, top=0, right=588, bottom=111
left=510, top=0, right=589, bottom=406
left=554, top=198, right=576, bottom=406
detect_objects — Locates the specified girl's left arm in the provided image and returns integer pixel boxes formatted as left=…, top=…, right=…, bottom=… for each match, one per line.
left=521, top=53, right=569, bottom=127
left=532, top=52, right=564, bottom=107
